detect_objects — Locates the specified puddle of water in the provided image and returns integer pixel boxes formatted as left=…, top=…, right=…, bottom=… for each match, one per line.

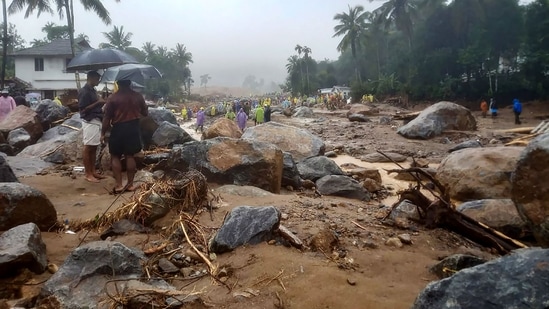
left=331, top=154, right=425, bottom=205
left=179, top=119, right=203, bottom=141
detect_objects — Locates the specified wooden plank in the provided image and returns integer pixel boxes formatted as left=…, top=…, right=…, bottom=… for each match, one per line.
left=496, top=127, right=536, bottom=134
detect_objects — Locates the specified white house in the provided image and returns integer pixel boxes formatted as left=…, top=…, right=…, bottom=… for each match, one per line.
left=12, top=39, right=91, bottom=99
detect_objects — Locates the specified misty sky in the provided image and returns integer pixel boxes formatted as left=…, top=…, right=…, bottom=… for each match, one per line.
left=8, top=0, right=383, bottom=87
left=8, top=0, right=534, bottom=87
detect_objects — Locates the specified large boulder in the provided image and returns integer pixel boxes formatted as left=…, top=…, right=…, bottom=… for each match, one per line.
left=0, top=223, right=47, bottom=275
left=215, top=185, right=274, bottom=198
left=0, top=183, right=57, bottom=231
left=38, top=241, right=144, bottom=309
left=346, top=104, right=379, bottom=117
left=437, top=147, right=522, bottom=201
left=430, top=254, right=487, bottom=279
left=7, top=127, right=31, bottom=152
left=148, top=107, right=178, bottom=126
left=203, top=117, right=242, bottom=139
left=19, top=130, right=82, bottom=164
left=512, top=133, right=549, bottom=246
left=316, top=175, right=370, bottom=201
left=31, top=99, right=69, bottom=130
left=241, top=122, right=325, bottom=161
left=292, top=106, right=314, bottom=118
left=457, top=199, right=530, bottom=239
left=296, top=156, right=344, bottom=181
left=348, top=114, right=371, bottom=122
left=0, top=105, right=43, bottom=142
left=282, top=152, right=301, bottom=188
left=151, top=121, right=194, bottom=147
left=38, top=114, right=81, bottom=143
left=167, top=137, right=283, bottom=193
left=210, top=206, right=280, bottom=253
left=411, top=248, right=549, bottom=309
left=397, top=102, right=477, bottom=139
left=0, top=155, right=18, bottom=182
left=139, top=116, right=159, bottom=149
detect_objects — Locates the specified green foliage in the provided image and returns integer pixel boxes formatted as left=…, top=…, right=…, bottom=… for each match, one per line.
left=0, top=23, right=26, bottom=77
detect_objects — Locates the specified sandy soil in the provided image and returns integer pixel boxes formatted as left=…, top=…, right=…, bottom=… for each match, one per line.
left=5, top=100, right=549, bottom=308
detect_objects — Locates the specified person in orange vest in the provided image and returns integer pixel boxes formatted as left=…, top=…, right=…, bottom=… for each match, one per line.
left=480, top=99, right=488, bottom=118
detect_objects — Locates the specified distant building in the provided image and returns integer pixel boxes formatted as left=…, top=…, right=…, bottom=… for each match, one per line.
left=319, top=86, right=351, bottom=97
left=11, top=39, right=91, bottom=99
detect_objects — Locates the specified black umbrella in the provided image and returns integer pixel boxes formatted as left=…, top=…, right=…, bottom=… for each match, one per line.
left=66, top=48, right=139, bottom=72
left=101, top=64, right=162, bottom=85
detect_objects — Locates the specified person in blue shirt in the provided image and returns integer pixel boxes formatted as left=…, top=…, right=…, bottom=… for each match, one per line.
left=513, top=98, right=522, bottom=125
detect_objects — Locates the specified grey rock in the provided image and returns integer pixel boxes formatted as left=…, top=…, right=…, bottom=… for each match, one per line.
left=0, top=143, right=14, bottom=156
left=0, top=223, right=47, bottom=275
left=38, top=241, right=144, bottom=309
left=31, top=99, right=69, bottom=130
left=438, top=147, right=522, bottom=201
left=158, top=258, right=179, bottom=274
left=216, top=185, right=274, bottom=197
left=143, top=152, right=170, bottom=165
left=20, top=130, right=82, bottom=164
left=38, top=114, right=81, bottom=143
left=133, top=170, right=155, bottom=184
left=412, top=248, right=549, bottom=309
left=148, top=107, right=178, bottom=126
left=143, top=192, right=170, bottom=225
left=398, top=102, right=477, bottom=139
left=348, top=114, right=370, bottom=122
left=346, top=168, right=382, bottom=183
left=512, top=133, right=549, bottom=246
left=210, top=206, right=281, bottom=253
left=316, top=175, right=370, bottom=201
left=457, top=199, right=530, bottom=239
left=282, top=152, right=302, bottom=188
left=277, top=224, right=303, bottom=249
left=241, top=122, right=325, bottom=161
left=325, top=150, right=337, bottom=158
left=393, top=167, right=437, bottom=181
left=0, top=155, right=18, bottom=182
left=0, top=183, right=57, bottom=231
left=293, top=106, right=314, bottom=118
left=398, top=233, right=412, bottom=245
left=100, top=219, right=149, bottom=240
left=297, top=156, right=344, bottom=181
left=360, top=152, right=407, bottom=163
left=379, top=116, right=392, bottom=125
left=430, top=254, right=487, bottom=279
left=448, top=139, right=482, bottom=153
left=5, top=156, right=53, bottom=178
left=390, top=199, right=420, bottom=221
left=168, top=137, right=283, bottom=193
left=7, top=128, right=31, bottom=151
left=152, top=121, right=194, bottom=147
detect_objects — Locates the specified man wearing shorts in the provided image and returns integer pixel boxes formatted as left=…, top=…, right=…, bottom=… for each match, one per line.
left=101, top=79, right=148, bottom=193
left=78, top=71, right=106, bottom=183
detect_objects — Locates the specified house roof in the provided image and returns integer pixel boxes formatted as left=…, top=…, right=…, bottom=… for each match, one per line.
left=12, top=39, right=92, bottom=57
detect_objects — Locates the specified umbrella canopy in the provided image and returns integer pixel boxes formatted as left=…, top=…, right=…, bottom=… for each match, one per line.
left=100, top=64, right=162, bottom=85
left=66, top=48, right=139, bottom=72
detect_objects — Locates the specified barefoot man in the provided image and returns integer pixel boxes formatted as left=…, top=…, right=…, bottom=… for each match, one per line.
left=101, top=79, right=148, bottom=193
left=78, top=71, right=106, bottom=183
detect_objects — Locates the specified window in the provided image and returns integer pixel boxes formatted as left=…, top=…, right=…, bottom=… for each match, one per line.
left=34, top=58, right=44, bottom=71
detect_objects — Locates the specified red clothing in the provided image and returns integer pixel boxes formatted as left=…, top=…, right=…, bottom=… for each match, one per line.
left=104, top=89, right=148, bottom=125
left=0, top=96, right=16, bottom=122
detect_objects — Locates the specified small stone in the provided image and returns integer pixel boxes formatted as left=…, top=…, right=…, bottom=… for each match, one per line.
left=347, top=278, right=356, bottom=286
left=302, top=179, right=316, bottom=189
left=184, top=249, right=201, bottom=261
left=325, top=151, right=337, bottom=158
left=268, top=239, right=276, bottom=245
left=209, top=253, right=217, bottom=261
left=281, top=213, right=289, bottom=220
left=362, top=178, right=382, bottom=192
left=398, top=233, right=412, bottom=245
left=185, top=256, right=192, bottom=263
left=158, top=258, right=179, bottom=274
left=180, top=267, right=193, bottom=277
left=362, top=240, right=378, bottom=249
left=385, top=237, right=403, bottom=248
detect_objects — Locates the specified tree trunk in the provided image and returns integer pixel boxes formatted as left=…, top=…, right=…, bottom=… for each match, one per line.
left=376, top=40, right=381, bottom=80
left=305, top=62, right=310, bottom=95
left=1, top=0, right=7, bottom=89
left=66, top=0, right=80, bottom=89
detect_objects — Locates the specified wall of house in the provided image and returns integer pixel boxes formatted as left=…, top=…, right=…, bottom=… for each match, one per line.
left=15, top=56, right=87, bottom=92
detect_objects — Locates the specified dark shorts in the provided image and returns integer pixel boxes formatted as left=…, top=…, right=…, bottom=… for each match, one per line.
left=109, top=119, right=142, bottom=156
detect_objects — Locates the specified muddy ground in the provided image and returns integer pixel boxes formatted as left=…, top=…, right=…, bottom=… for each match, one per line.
left=8, top=100, right=549, bottom=308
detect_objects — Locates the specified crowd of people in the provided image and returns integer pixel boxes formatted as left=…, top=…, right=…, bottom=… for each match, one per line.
left=479, top=97, right=523, bottom=125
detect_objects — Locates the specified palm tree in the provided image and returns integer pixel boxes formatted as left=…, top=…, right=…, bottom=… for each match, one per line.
left=171, top=43, right=193, bottom=67
left=99, top=25, right=132, bottom=49
left=9, top=0, right=121, bottom=88
left=294, top=44, right=305, bottom=88
left=142, top=41, right=156, bottom=61
left=200, top=74, right=211, bottom=88
left=286, top=55, right=299, bottom=74
left=333, top=5, right=369, bottom=82
left=302, top=46, right=312, bottom=93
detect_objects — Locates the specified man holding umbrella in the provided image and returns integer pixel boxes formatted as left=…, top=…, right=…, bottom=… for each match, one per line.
left=101, top=79, right=148, bottom=193
left=79, top=71, right=106, bottom=183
